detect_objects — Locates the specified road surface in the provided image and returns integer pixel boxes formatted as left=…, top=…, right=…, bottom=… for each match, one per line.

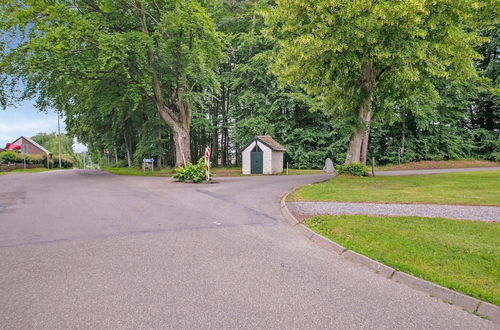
left=0, top=170, right=497, bottom=329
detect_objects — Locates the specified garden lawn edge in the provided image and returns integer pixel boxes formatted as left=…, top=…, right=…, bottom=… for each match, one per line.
left=280, top=191, right=500, bottom=324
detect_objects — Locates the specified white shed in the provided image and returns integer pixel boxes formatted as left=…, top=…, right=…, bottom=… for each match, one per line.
left=241, top=136, right=285, bottom=175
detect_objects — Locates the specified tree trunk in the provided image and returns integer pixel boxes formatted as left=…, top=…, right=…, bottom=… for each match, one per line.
left=346, top=129, right=365, bottom=165
left=360, top=110, right=372, bottom=165
left=137, top=4, right=191, bottom=169
left=211, top=97, right=219, bottom=166
left=171, top=124, right=191, bottom=167
left=123, top=130, right=133, bottom=167
left=345, top=60, right=376, bottom=165
left=125, top=142, right=133, bottom=168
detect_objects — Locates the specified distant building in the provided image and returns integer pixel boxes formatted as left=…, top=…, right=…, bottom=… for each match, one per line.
left=10, top=136, right=50, bottom=156
left=241, top=136, right=285, bottom=175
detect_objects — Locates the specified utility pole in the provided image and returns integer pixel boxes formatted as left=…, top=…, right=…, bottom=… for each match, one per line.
left=57, top=110, right=62, bottom=168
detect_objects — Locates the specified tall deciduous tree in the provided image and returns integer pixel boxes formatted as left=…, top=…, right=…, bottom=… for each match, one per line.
left=0, top=0, right=222, bottom=167
left=266, top=0, right=494, bottom=165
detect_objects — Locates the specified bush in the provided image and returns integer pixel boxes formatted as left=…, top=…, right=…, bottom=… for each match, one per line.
left=336, top=163, right=369, bottom=176
left=173, top=157, right=211, bottom=183
left=0, top=151, right=18, bottom=164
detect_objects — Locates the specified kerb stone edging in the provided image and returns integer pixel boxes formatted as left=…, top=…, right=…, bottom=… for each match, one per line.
left=280, top=191, right=500, bottom=324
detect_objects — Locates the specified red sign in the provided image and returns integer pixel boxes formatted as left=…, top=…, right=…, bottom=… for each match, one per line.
left=5, top=143, right=21, bottom=151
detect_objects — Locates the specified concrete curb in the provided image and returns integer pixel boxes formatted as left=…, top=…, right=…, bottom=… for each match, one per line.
left=280, top=192, right=500, bottom=324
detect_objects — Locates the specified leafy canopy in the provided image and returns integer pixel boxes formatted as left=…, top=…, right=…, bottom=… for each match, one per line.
left=265, top=0, right=493, bottom=118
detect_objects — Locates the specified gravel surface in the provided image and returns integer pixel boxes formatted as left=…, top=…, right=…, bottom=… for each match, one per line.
left=288, top=202, right=500, bottom=222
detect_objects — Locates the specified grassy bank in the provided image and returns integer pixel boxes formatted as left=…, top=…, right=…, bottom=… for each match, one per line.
left=0, top=168, right=55, bottom=176
left=376, top=160, right=500, bottom=171
left=104, top=167, right=324, bottom=177
left=103, top=167, right=175, bottom=177
left=288, top=171, right=500, bottom=206
left=306, top=215, right=500, bottom=305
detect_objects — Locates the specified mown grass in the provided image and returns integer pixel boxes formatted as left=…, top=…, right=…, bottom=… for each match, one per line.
left=104, top=166, right=324, bottom=177
left=0, top=168, right=56, bottom=175
left=376, top=160, right=500, bottom=171
left=306, top=215, right=500, bottom=305
left=288, top=171, right=500, bottom=206
left=103, top=167, right=175, bottom=177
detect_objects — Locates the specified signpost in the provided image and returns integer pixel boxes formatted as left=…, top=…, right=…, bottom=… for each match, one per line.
left=104, top=149, right=110, bottom=167
left=204, top=147, right=211, bottom=182
left=143, top=158, right=155, bottom=172
left=21, top=144, right=27, bottom=170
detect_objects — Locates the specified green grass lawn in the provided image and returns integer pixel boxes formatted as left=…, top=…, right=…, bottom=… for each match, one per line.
left=288, top=171, right=500, bottom=206
left=103, top=167, right=175, bottom=176
left=0, top=168, right=56, bottom=175
left=104, top=166, right=324, bottom=177
left=306, top=215, right=500, bottom=305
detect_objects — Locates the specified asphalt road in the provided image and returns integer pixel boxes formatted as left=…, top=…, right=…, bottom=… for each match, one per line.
left=0, top=170, right=497, bottom=329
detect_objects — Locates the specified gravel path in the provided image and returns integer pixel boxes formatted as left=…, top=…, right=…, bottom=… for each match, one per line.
left=288, top=202, right=500, bottom=222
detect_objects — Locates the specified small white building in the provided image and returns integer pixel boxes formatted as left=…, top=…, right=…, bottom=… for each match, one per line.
left=242, top=136, right=285, bottom=175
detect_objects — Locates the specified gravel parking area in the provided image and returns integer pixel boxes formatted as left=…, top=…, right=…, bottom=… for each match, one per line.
left=288, top=202, right=500, bottom=222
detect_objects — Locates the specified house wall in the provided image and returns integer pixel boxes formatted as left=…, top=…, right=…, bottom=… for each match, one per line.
left=260, top=142, right=272, bottom=174
left=271, top=151, right=284, bottom=174
left=242, top=141, right=255, bottom=175
left=242, top=140, right=273, bottom=175
left=12, top=138, right=46, bottom=156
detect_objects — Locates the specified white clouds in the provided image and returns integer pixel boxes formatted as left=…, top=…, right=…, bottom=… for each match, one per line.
left=0, top=117, right=60, bottom=145
left=0, top=102, right=87, bottom=153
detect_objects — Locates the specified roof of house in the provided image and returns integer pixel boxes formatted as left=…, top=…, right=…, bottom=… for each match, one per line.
left=242, top=135, right=285, bottom=152
left=12, top=136, right=50, bottom=153
left=256, top=136, right=285, bottom=151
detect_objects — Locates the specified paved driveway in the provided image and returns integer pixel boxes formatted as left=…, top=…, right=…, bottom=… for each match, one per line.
left=0, top=170, right=496, bottom=329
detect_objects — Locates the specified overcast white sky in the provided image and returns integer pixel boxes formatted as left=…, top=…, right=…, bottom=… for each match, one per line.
left=0, top=100, right=87, bottom=153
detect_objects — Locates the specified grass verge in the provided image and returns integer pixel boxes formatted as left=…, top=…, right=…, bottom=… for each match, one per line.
left=288, top=171, right=500, bottom=206
left=104, top=166, right=324, bottom=177
left=103, top=167, right=175, bottom=177
left=0, top=168, right=55, bottom=175
left=376, top=160, right=500, bottom=171
left=306, top=215, right=500, bottom=305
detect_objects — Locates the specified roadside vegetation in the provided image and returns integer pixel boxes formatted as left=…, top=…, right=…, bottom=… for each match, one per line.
left=306, top=215, right=500, bottom=305
left=103, top=167, right=175, bottom=177
left=377, top=160, right=500, bottom=171
left=103, top=166, right=323, bottom=178
left=288, top=171, right=500, bottom=206
left=1, top=1, right=497, bottom=170
left=0, top=168, right=57, bottom=176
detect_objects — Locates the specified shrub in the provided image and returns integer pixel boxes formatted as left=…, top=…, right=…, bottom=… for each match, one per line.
left=0, top=151, right=18, bottom=164
left=336, top=163, right=368, bottom=176
left=335, top=164, right=346, bottom=174
left=348, top=163, right=368, bottom=176
left=173, top=157, right=211, bottom=183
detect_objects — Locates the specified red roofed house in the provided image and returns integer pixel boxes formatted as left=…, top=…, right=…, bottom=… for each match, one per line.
left=10, top=136, right=50, bottom=156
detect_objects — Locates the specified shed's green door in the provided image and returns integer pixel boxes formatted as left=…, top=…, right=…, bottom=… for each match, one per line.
left=251, top=151, right=263, bottom=174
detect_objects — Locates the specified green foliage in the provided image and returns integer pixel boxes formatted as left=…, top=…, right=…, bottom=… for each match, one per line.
left=336, top=163, right=368, bottom=177
left=173, top=157, right=210, bottom=183
left=0, top=0, right=498, bottom=169
left=266, top=0, right=494, bottom=163
left=31, top=133, right=74, bottom=155
left=266, top=0, right=490, bottom=115
left=471, top=129, right=500, bottom=162
left=0, top=151, right=17, bottom=164
left=0, top=0, right=222, bottom=168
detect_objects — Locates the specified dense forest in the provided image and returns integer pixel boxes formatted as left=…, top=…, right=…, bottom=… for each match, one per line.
left=0, top=0, right=498, bottom=169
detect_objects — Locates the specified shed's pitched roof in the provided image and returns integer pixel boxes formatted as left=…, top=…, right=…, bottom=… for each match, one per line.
left=12, top=136, right=50, bottom=153
left=256, top=135, right=285, bottom=152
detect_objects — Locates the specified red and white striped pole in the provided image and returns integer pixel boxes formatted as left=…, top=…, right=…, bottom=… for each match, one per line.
left=204, top=147, right=211, bottom=182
